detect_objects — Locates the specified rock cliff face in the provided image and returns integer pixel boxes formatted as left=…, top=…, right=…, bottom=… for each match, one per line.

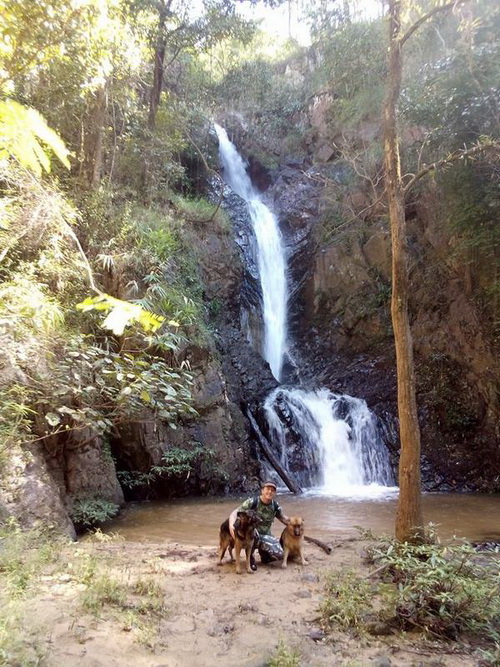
left=257, top=147, right=499, bottom=492
left=217, top=101, right=499, bottom=491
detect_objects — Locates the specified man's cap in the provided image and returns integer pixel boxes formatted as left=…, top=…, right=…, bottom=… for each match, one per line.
left=262, top=480, right=277, bottom=490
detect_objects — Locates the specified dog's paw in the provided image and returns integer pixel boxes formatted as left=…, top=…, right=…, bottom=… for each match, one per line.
left=281, top=562, right=288, bottom=569
left=302, top=560, right=309, bottom=566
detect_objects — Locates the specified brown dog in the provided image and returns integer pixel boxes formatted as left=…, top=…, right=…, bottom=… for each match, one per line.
left=217, top=510, right=261, bottom=574
left=280, top=516, right=308, bottom=568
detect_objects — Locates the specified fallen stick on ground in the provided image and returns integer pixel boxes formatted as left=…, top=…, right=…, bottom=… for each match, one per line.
left=304, top=535, right=332, bottom=554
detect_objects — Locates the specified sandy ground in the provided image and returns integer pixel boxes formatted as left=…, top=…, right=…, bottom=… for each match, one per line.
left=5, top=533, right=482, bottom=667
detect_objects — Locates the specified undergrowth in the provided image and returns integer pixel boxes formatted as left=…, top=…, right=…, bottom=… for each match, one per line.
left=367, top=536, right=500, bottom=641
left=320, top=532, right=500, bottom=663
left=0, top=520, right=67, bottom=664
left=266, top=639, right=301, bottom=667
left=70, top=497, right=120, bottom=532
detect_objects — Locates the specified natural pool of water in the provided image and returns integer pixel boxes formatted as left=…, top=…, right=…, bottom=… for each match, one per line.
left=104, top=491, right=500, bottom=546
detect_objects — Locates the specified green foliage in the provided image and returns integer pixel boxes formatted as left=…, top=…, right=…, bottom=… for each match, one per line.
left=0, top=520, right=68, bottom=664
left=0, top=519, right=63, bottom=597
left=81, top=573, right=126, bottom=616
left=0, top=276, right=65, bottom=335
left=367, top=536, right=500, bottom=641
left=213, top=53, right=307, bottom=160
left=76, top=194, right=211, bottom=342
left=477, top=643, right=500, bottom=667
left=319, top=533, right=500, bottom=654
left=311, top=20, right=387, bottom=127
left=36, top=334, right=196, bottom=437
left=0, top=385, right=36, bottom=466
left=117, top=444, right=228, bottom=495
left=320, top=569, right=373, bottom=630
left=70, top=497, right=120, bottom=532
left=401, top=5, right=500, bottom=151
left=170, top=193, right=229, bottom=228
left=419, top=352, right=480, bottom=438
left=266, top=640, right=301, bottom=667
left=439, top=163, right=500, bottom=329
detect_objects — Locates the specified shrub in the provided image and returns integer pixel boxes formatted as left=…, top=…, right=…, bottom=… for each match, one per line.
left=367, top=536, right=500, bottom=641
left=70, top=498, right=120, bottom=532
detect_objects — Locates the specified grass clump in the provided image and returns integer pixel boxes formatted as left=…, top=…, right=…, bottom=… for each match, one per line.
left=81, top=573, right=127, bottom=616
left=170, top=193, right=229, bottom=229
left=320, top=569, right=374, bottom=630
left=0, top=520, right=67, bottom=664
left=266, top=639, right=301, bottom=667
left=0, top=520, right=62, bottom=597
left=0, top=603, right=46, bottom=667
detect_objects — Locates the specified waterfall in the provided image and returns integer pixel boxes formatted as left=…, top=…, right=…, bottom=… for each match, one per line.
left=265, top=388, right=395, bottom=496
left=214, top=124, right=287, bottom=381
left=214, top=124, right=395, bottom=496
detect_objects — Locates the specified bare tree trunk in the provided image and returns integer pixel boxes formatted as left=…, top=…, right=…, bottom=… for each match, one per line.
left=243, top=405, right=302, bottom=494
left=383, top=0, right=424, bottom=543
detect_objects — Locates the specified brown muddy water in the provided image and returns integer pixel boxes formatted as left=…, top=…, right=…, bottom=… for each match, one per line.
left=104, top=491, right=500, bottom=546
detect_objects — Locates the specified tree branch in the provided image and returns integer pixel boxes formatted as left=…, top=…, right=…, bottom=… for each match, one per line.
left=400, top=0, right=470, bottom=48
left=403, top=141, right=500, bottom=195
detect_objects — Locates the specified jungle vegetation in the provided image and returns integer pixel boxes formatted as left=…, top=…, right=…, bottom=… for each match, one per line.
left=0, top=0, right=499, bottom=533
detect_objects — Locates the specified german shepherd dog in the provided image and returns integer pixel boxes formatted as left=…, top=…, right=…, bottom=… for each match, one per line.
left=217, top=510, right=261, bottom=574
left=280, top=516, right=308, bottom=568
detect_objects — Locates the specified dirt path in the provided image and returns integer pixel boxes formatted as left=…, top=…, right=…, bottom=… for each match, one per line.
left=10, top=535, right=479, bottom=666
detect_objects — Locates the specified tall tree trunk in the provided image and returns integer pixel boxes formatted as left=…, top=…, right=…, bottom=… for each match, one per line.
left=83, top=83, right=108, bottom=188
left=383, top=0, right=424, bottom=543
left=148, top=0, right=168, bottom=130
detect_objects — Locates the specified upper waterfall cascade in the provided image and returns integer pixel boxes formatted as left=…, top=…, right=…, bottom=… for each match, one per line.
left=214, top=124, right=395, bottom=496
left=214, top=123, right=287, bottom=382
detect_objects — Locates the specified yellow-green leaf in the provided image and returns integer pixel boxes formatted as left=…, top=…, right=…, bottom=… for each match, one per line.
left=0, top=99, right=71, bottom=175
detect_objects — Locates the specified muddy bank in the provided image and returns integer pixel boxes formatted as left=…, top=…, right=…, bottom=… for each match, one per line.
left=2, top=535, right=479, bottom=667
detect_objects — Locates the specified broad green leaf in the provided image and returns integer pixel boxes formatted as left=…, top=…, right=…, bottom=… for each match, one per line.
left=140, top=390, right=151, bottom=403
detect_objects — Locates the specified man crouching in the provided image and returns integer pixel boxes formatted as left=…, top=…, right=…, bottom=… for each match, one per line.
left=229, top=481, right=289, bottom=570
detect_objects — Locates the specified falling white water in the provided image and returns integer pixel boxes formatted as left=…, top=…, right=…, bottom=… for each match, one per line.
left=264, top=387, right=395, bottom=497
left=214, top=123, right=287, bottom=381
left=214, top=123, right=395, bottom=496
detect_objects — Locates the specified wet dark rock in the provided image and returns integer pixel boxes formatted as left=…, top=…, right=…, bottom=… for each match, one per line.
left=247, top=154, right=272, bottom=191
